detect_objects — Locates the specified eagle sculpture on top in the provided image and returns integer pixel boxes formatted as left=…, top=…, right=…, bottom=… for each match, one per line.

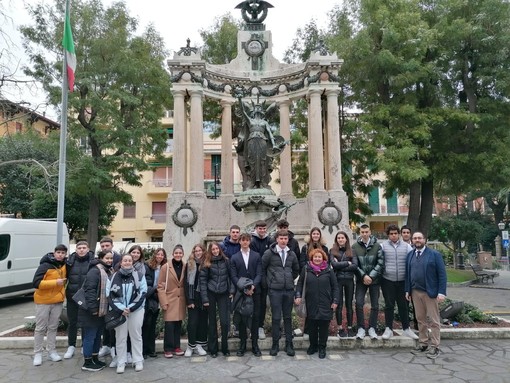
left=235, top=0, right=274, bottom=24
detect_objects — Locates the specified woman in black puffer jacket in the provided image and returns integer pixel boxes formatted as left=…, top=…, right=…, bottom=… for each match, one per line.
left=78, top=250, right=113, bottom=371
left=329, top=231, right=358, bottom=338
left=199, top=242, right=235, bottom=357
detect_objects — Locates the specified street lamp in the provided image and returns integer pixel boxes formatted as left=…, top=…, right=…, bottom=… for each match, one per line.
left=498, top=222, right=509, bottom=268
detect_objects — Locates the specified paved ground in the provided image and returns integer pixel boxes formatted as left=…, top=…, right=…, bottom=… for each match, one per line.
left=1, top=270, right=509, bottom=383
left=0, top=338, right=509, bottom=383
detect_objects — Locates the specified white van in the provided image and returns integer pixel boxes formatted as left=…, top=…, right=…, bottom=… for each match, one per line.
left=0, top=218, right=69, bottom=299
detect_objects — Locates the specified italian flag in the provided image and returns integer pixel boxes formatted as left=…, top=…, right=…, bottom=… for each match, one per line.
left=62, top=8, right=76, bottom=92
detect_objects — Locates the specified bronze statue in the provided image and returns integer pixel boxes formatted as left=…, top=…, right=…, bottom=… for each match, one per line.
left=235, top=0, right=274, bottom=24
left=236, top=96, right=286, bottom=190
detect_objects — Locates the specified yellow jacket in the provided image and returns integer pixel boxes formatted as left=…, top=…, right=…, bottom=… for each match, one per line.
left=33, top=253, right=67, bottom=304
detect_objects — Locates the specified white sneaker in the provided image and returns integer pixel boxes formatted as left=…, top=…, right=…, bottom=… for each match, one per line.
left=134, top=362, right=143, bottom=372
left=48, top=352, right=62, bottom=362
left=126, top=352, right=133, bottom=364
left=403, top=328, right=419, bottom=340
left=356, top=328, right=366, bottom=339
left=98, top=345, right=111, bottom=357
left=33, top=353, right=42, bottom=366
left=382, top=327, right=393, bottom=340
left=184, top=346, right=193, bottom=357
left=302, top=333, right=309, bottom=340
left=64, top=345, right=75, bottom=359
left=109, top=356, right=117, bottom=368
left=368, top=327, right=378, bottom=340
left=116, top=364, right=125, bottom=374
left=258, top=327, right=266, bottom=340
left=196, top=345, right=207, bottom=356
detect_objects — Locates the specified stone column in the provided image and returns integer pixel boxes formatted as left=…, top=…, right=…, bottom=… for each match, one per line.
left=172, top=89, right=186, bottom=192
left=220, top=100, right=233, bottom=195
left=308, top=87, right=325, bottom=191
left=278, top=99, right=292, bottom=197
left=189, top=88, right=204, bottom=193
left=326, top=88, right=343, bottom=191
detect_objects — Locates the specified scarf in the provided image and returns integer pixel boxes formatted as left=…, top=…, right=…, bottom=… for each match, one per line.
left=110, top=267, right=141, bottom=306
left=187, top=257, right=202, bottom=287
left=96, top=262, right=111, bottom=317
left=309, top=260, right=328, bottom=274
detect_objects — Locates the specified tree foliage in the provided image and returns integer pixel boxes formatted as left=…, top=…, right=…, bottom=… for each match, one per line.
left=20, top=0, right=172, bottom=245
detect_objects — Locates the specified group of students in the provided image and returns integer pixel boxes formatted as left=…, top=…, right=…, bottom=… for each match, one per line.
left=31, top=220, right=447, bottom=372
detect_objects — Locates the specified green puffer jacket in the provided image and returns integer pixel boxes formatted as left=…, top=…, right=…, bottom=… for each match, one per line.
left=352, top=236, right=384, bottom=284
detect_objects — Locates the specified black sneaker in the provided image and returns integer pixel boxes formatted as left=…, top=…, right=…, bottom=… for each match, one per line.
left=411, top=345, right=428, bottom=356
left=426, top=347, right=440, bottom=359
left=82, top=359, right=104, bottom=372
left=337, top=329, right=348, bottom=338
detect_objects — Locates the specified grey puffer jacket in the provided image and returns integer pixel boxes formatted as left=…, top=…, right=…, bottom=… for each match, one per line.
left=199, top=256, right=234, bottom=303
left=261, top=243, right=299, bottom=291
left=381, top=239, right=413, bottom=282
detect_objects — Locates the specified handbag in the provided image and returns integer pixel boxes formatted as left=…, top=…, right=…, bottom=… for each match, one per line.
left=104, top=308, right=126, bottom=330
left=295, top=271, right=307, bottom=319
left=71, top=278, right=88, bottom=310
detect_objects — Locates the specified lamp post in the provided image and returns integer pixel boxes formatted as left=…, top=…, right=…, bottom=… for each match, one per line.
left=498, top=221, right=509, bottom=267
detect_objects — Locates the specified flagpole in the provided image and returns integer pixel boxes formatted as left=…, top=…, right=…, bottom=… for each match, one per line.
left=56, top=0, right=71, bottom=245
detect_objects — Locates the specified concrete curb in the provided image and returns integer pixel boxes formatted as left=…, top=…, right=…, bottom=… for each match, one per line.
left=2, top=328, right=510, bottom=350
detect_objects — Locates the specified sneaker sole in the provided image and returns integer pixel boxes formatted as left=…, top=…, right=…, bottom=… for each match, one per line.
left=82, top=366, right=104, bottom=372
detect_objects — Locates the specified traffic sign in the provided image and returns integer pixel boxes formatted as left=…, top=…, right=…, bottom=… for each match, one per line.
left=503, top=239, right=509, bottom=249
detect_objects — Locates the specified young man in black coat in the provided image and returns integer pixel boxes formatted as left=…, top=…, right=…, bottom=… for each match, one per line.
left=231, top=233, right=263, bottom=356
left=262, top=230, right=299, bottom=357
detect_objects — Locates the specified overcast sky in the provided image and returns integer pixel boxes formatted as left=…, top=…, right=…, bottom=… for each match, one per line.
left=3, top=0, right=341, bottom=118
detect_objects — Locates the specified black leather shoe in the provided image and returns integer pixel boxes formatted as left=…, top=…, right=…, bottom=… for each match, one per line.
left=211, top=353, right=217, bottom=358
left=269, top=343, right=279, bottom=356
left=236, top=349, right=245, bottom=356
left=306, top=346, right=317, bottom=355
left=148, top=352, right=158, bottom=358
left=223, top=351, right=231, bottom=357
left=252, top=341, right=262, bottom=357
left=285, top=342, right=295, bottom=357
left=318, top=347, right=326, bottom=359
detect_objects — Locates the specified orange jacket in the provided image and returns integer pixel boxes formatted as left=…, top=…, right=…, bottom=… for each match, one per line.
left=33, top=253, right=67, bottom=304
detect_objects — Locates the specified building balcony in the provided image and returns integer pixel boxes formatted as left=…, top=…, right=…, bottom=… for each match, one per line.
left=147, top=179, right=172, bottom=195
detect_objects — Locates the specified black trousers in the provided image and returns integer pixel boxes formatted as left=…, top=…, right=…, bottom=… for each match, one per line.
left=381, top=278, right=410, bottom=329
left=238, top=292, right=261, bottom=342
left=308, top=319, right=330, bottom=349
left=163, top=321, right=182, bottom=351
left=268, top=289, right=294, bottom=342
left=355, top=282, right=380, bottom=329
left=142, top=309, right=159, bottom=355
left=66, top=298, right=80, bottom=347
left=207, top=291, right=230, bottom=354
left=258, top=286, right=268, bottom=329
left=187, top=305, right=208, bottom=348
left=336, top=278, right=354, bottom=327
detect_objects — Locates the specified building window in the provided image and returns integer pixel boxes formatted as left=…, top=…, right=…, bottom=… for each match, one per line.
left=153, top=166, right=172, bottom=187
left=152, top=201, right=166, bottom=223
left=122, top=237, right=135, bottom=242
left=15, top=122, right=22, bottom=133
left=165, top=128, right=173, bottom=152
left=123, top=203, right=136, bottom=219
left=386, top=191, right=398, bottom=214
left=368, top=187, right=380, bottom=214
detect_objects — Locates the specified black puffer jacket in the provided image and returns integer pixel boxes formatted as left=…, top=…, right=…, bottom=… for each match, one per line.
left=77, top=259, right=112, bottom=327
left=261, top=243, right=299, bottom=290
left=352, top=236, right=384, bottom=284
left=295, top=264, right=339, bottom=321
left=144, top=263, right=158, bottom=310
left=199, top=256, right=234, bottom=303
left=330, top=247, right=359, bottom=280
left=66, top=251, right=93, bottom=298
left=250, top=234, right=271, bottom=256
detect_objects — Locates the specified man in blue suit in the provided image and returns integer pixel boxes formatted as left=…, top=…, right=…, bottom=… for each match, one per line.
left=231, top=233, right=263, bottom=357
left=405, top=232, right=447, bottom=360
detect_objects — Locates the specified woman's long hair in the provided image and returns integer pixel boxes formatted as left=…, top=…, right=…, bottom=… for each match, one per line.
left=188, top=243, right=206, bottom=272
left=306, top=226, right=326, bottom=258
left=202, top=241, right=227, bottom=269
left=127, top=244, right=144, bottom=263
left=330, top=231, right=352, bottom=260
left=148, top=247, right=167, bottom=269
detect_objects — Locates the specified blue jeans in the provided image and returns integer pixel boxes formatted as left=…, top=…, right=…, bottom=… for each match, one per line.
left=82, top=326, right=103, bottom=358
